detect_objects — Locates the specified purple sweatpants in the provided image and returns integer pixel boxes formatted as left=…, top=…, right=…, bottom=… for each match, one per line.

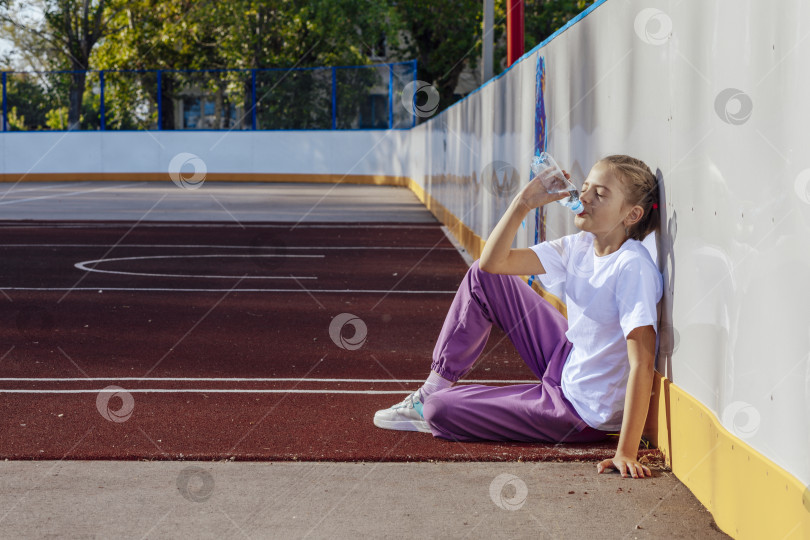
left=422, top=259, right=613, bottom=443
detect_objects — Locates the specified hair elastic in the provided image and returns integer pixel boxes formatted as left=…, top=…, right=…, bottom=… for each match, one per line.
left=652, top=203, right=658, bottom=209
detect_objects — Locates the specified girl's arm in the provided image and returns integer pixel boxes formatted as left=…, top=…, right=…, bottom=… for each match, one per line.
left=597, top=324, right=657, bottom=478
left=479, top=171, right=569, bottom=275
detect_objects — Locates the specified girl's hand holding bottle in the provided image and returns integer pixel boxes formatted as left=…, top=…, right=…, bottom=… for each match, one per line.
left=517, top=167, right=573, bottom=211
left=517, top=152, right=584, bottom=213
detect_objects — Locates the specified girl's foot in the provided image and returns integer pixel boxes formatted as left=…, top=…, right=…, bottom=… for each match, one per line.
left=373, top=389, right=431, bottom=433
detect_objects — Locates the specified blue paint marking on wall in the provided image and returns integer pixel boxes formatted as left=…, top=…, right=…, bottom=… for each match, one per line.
left=529, top=55, right=547, bottom=288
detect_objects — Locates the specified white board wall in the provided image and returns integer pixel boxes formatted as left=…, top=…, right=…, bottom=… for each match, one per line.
left=0, top=130, right=410, bottom=178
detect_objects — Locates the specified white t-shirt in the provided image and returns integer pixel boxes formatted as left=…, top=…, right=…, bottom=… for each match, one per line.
left=529, top=231, right=663, bottom=431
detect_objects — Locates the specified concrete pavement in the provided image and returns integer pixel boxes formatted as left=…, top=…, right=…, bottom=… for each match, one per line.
left=0, top=460, right=728, bottom=539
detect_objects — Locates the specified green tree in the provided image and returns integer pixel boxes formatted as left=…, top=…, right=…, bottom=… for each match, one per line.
left=1, top=0, right=124, bottom=129
left=3, top=0, right=597, bottom=130
left=4, top=73, right=50, bottom=129
left=92, top=0, right=397, bottom=129
left=1, top=1, right=62, bottom=71
left=524, top=0, right=596, bottom=51
left=6, top=73, right=49, bottom=131
left=90, top=0, right=196, bottom=128
left=388, top=0, right=487, bottom=117
left=387, top=0, right=596, bottom=119
left=212, top=0, right=394, bottom=70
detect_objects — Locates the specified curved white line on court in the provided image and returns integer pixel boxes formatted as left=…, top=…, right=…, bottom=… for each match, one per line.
left=74, top=254, right=322, bottom=280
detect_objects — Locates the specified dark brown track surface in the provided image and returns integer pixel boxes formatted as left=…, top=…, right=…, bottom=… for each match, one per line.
left=0, top=221, right=658, bottom=462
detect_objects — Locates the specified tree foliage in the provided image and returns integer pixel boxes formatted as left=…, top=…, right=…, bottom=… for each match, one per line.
left=1, top=0, right=596, bottom=129
left=525, top=0, right=596, bottom=51
left=88, top=0, right=399, bottom=129
left=1, top=0, right=123, bottom=128
left=389, top=0, right=492, bottom=115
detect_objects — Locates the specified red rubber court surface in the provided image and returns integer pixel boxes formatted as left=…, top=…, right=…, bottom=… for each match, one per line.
left=0, top=221, right=659, bottom=462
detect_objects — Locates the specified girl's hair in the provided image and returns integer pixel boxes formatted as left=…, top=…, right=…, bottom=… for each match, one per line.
left=598, top=155, right=660, bottom=241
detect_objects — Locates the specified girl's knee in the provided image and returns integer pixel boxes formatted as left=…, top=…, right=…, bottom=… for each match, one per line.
left=469, top=259, right=483, bottom=278
left=469, top=258, right=507, bottom=284
left=467, top=258, right=491, bottom=286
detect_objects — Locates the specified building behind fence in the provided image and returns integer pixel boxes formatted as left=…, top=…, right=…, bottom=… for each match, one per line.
left=0, top=60, right=417, bottom=131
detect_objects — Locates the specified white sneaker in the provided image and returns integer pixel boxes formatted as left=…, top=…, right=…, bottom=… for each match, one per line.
left=373, top=389, right=431, bottom=433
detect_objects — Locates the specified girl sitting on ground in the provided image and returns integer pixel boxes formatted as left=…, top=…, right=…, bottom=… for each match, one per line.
left=374, top=154, right=663, bottom=479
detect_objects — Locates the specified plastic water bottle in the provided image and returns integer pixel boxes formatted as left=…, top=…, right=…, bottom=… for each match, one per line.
left=530, top=152, right=584, bottom=214
left=556, top=188, right=584, bottom=214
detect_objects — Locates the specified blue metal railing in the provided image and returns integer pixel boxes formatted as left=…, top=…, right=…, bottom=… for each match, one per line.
left=0, top=60, right=417, bottom=132
left=1, top=71, right=6, bottom=132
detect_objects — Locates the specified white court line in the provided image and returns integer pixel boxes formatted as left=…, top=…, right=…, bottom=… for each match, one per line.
left=0, top=378, right=539, bottom=394
left=0, top=389, right=418, bottom=394
left=1, top=244, right=457, bottom=250
left=0, top=223, right=441, bottom=229
left=0, top=378, right=538, bottom=383
left=0, top=183, right=142, bottom=206
left=0, top=181, right=91, bottom=195
left=0, top=377, right=541, bottom=395
left=0, top=287, right=458, bottom=293
left=0, top=383, right=539, bottom=394
left=74, top=254, right=322, bottom=280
